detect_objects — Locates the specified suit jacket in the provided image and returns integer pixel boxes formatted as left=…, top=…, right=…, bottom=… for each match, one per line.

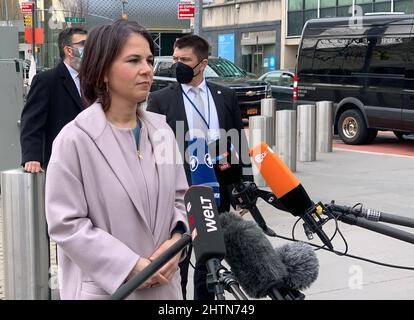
left=147, top=81, right=253, bottom=212
left=20, top=61, right=83, bottom=168
left=45, top=102, right=189, bottom=300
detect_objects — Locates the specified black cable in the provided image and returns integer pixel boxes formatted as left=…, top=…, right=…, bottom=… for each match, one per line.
left=282, top=224, right=414, bottom=271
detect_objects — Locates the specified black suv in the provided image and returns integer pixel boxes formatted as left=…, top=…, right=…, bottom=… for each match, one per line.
left=151, top=56, right=272, bottom=119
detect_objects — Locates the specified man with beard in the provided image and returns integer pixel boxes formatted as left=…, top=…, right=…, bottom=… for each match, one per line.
left=20, top=28, right=88, bottom=172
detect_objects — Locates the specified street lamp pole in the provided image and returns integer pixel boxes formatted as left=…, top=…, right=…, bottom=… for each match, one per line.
left=32, top=0, right=37, bottom=62
left=121, top=0, right=128, bottom=20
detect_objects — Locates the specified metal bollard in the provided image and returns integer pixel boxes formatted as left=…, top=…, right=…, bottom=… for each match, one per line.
left=248, top=116, right=270, bottom=187
left=276, top=110, right=297, bottom=172
left=316, top=101, right=333, bottom=153
left=260, top=98, right=276, bottom=149
left=1, top=168, right=50, bottom=300
left=297, top=104, right=316, bottom=162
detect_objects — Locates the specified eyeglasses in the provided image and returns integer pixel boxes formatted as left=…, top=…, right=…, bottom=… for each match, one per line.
left=69, top=40, right=86, bottom=46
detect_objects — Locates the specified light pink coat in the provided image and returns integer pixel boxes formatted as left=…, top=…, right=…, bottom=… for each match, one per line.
left=45, top=102, right=189, bottom=300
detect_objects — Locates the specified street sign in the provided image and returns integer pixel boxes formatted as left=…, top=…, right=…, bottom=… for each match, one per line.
left=21, top=2, right=33, bottom=13
left=178, top=3, right=195, bottom=19
left=65, top=17, right=86, bottom=23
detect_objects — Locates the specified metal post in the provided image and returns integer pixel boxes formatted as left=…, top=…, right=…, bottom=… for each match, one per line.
left=260, top=98, right=276, bottom=149
left=1, top=169, right=50, bottom=300
left=276, top=110, right=297, bottom=172
left=194, top=0, right=202, bottom=35
left=32, top=0, right=37, bottom=63
left=248, top=116, right=271, bottom=187
left=316, top=101, right=333, bottom=153
left=297, top=104, right=316, bottom=162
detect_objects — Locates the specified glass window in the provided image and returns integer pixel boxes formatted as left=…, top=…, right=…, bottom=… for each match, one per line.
left=304, top=9, right=318, bottom=21
left=207, top=58, right=246, bottom=78
left=356, top=0, right=373, bottom=4
left=357, top=3, right=373, bottom=14
left=320, top=0, right=337, bottom=8
left=263, top=72, right=282, bottom=85
left=305, top=0, right=318, bottom=10
left=320, top=7, right=337, bottom=17
left=394, top=0, right=413, bottom=13
left=297, top=38, right=317, bottom=74
left=337, top=6, right=352, bottom=16
left=369, top=37, right=407, bottom=75
left=288, top=0, right=303, bottom=11
left=374, top=2, right=391, bottom=12
left=338, top=0, right=353, bottom=5
left=313, top=38, right=369, bottom=75
left=288, top=11, right=304, bottom=36
left=280, top=73, right=294, bottom=87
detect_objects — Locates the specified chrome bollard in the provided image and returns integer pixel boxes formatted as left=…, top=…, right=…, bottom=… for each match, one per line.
left=276, top=110, right=297, bottom=172
left=316, top=101, right=333, bottom=153
left=260, top=98, right=276, bottom=149
left=1, top=168, right=50, bottom=300
left=248, top=116, right=270, bottom=187
left=297, top=104, right=316, bottom=162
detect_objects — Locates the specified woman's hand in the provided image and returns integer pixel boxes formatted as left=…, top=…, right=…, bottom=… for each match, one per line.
left=127, top=257, right=168, bottom=289
left=149, top=233, right=183, bottom=283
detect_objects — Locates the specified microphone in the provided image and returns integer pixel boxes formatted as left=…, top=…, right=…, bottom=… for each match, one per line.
left=208, top=137, right=277, bottom=237
left=184, top=185, right=227, bottom=300
left=219, top=212, right=292, bottom=299
left=188, top=138, right=221, bottom=207
left=275, top=241, right=319, bottom=291
left=250, top=142, right=333, bottom=250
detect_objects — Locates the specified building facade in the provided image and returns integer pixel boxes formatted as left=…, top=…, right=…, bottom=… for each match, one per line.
left=281, top=0, right=414, bottom=69
left=201, top=0, right=282, bottom=76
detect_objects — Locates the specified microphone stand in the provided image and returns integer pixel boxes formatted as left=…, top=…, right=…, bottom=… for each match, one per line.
left=206, top=260, right=249, bottom=300
left=231, top=181, right=278, bottom=237
left=326, top=201, right=414, bottom=245
left=218, top=269, right=248, bottom=300
left=111, top=233, right=192, bottom=300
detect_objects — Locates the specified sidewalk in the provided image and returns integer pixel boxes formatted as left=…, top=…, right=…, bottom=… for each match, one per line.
left=1, top=147, right=414, bottom=300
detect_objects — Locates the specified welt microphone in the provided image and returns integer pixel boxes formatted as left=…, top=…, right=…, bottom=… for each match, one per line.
left=184, top=185, right=227, bottom=300
left=250, top=142, right=333, bottom=250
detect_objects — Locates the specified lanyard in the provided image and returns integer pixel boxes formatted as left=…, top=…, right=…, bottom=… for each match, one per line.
left=181, top=85, right=211, bottom=129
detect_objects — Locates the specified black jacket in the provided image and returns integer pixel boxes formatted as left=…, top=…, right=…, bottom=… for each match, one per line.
left=20, top=62, right=83, bottom=168
left=147, top=81, right=253, bottom=212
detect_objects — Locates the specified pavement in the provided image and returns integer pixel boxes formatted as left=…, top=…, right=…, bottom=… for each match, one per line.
left=1, top=136, right=414, bottom=300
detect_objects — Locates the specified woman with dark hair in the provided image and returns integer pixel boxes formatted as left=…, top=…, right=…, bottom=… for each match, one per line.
left=45, top=20, right=189, bottom=300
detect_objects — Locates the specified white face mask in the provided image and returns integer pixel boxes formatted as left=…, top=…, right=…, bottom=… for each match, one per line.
left=69, top=47, right=84, bottom=71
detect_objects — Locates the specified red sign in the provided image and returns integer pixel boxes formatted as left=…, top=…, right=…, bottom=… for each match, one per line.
left=21, top=2, right=33, bottom=13
left=24, top=28, right=44, bottom=44
left=178, top=4, right=195, bottom=19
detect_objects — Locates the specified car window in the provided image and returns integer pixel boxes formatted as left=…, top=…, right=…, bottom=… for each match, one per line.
left=280, top=73, right=294, bottom=87
left=263, top=72, right=282, bottom=85
left=155, top=61, right=173, bottom=77
left=206, top=58, right=246, bottom=78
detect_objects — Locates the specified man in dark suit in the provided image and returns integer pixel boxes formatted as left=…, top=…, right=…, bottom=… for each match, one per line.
left=20, top=28, right=88, bottom=173
left=147, top=34, right=253, bottom=300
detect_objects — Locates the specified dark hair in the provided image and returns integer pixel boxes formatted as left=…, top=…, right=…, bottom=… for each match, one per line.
left=57, top=27, right=87, bottom=60
left=174, top=34, right=210, bottom=62
left=79, top=20, right=155, bottom=111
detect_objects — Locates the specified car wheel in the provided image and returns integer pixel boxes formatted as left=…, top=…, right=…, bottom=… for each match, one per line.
left=393, top=131, right=409, bottom=140
left=338, top=109, right=369, bottom=145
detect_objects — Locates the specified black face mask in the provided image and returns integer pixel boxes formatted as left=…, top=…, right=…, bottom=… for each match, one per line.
left=173, top=61, right=201, bottom=84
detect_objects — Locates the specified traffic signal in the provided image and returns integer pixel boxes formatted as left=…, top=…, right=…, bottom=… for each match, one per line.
left=24, top=15, right=32, bottom=27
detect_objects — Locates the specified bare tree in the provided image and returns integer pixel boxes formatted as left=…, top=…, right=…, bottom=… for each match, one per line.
left=60, top=0, right=89, bottom=23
